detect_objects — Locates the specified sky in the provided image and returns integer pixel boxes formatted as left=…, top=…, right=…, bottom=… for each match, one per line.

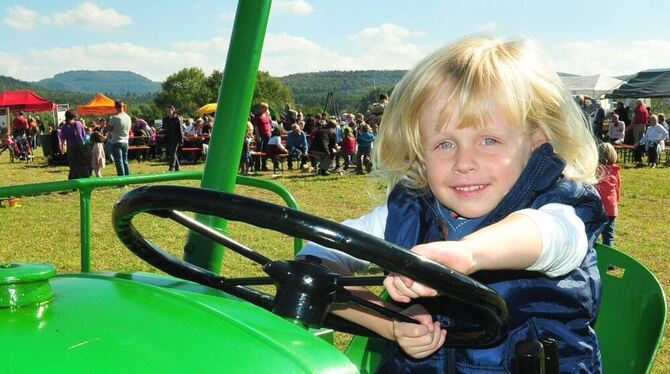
left=2, top=0, right=670, bottom=83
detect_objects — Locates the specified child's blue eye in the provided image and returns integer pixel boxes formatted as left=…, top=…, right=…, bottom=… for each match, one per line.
left=437, top=141, right=454, bottom=150
left=483, top=137, right=498, bottom=145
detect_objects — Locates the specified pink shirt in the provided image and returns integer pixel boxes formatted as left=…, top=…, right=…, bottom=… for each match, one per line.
left=341, top=136, right=356, bottom=155
left=595, top=164, right=621, bottom=217
left=633, top=104, right=649, bottom=125
left=254, top=112, right=271, bottom=138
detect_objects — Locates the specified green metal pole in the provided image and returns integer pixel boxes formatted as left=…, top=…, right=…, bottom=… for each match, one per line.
left=79, top=188, right=92, bottom=272
left=184, top=0, right=272, bottom=272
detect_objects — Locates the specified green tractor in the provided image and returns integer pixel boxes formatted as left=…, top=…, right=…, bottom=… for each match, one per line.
left=0, top=2, right=665, bottom=373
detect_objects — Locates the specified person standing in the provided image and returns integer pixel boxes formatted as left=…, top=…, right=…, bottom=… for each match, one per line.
left=282, top=103, right=298, bottom=132
left=12, top=111, right=29, bottom=137
left=309, top=120, right=338, bottom=175
left=595, top=143, right=621, bottom=247
left=60, top=110, right=91, bottom=179
left=631, top=99, right=649, bottom=145
left=253, top=102, right=271, bottom=171
left=163, top=105, right=184, bottom=171
left=90, top=129, right=106, bottom=178
left=590, top=100, right=605, bottom=141
left=614, top=101, right=630, bottom=127
left=108, top=100, right=131, bottom=176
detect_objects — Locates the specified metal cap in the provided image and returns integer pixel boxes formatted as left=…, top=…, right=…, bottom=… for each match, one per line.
left=0, top=263, right=56, bottom=308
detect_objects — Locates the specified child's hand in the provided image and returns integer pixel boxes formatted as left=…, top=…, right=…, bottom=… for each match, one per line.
left=392, top=304, right=446, bottom=359
left=384, top=242, right=477, bottom=303
left=411, top=241, right=478, bottom=275
left=384, top=273, right=437, bottom=303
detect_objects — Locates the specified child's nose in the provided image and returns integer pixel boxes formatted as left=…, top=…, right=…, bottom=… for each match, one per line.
left=452, top=148, right=478, bottom=174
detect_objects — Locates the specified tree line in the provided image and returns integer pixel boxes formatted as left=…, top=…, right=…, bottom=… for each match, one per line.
left=2, top=67, right=403, bottom=126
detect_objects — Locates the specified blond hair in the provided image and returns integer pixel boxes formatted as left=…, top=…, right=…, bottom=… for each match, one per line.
left=374, top=36, right=599, bottom=191
left=598, top=142, right=618, bottom=165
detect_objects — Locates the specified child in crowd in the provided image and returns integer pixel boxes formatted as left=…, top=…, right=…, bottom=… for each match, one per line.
left=595, top=143, right=621, bottom=247
left=298, top=36, right=607, bottom=373
left=90, top=129, right=107, bottom=177
left=340, top=126, right=356, bottom=170
left=355, top=124, right=375, bottom=174
left=240, top=122, right=253, bottom=175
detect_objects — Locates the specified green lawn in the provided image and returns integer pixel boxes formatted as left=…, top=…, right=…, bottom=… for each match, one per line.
left=0, top=154, right=668, bottom=372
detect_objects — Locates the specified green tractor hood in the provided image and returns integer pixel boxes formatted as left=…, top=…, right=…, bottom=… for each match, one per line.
left=1, top=265, right=356, bottom=373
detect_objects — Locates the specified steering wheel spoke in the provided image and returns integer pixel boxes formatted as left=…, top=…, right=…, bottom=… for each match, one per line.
left=153, top=209, right=272, bottom=266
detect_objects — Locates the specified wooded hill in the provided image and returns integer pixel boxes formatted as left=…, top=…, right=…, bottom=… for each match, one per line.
left=1, top=75, right=91, bottom=107
left=35, top=70, right=161, bottom=96
left=280, top=70, right=406, bottom=113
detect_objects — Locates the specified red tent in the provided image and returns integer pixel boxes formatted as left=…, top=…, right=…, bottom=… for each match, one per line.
left=0, top=89, right=56, bottom=112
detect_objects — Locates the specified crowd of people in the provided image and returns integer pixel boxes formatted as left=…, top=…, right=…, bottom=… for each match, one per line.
left=246, top=96, right=385, bottom=176
left=21, top=94, right=387, bottom=181
left=41, top=100, right=218, bottom=180
left=577, top=96, right=669, bottom=168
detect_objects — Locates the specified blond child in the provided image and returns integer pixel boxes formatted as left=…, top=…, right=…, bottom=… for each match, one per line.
left=299, top=37, right=606, bottom=373
left=595, top=143, right=621, bottom=247
left=90, top=130, right=106, bottom=177
left=240, top=121, right=253, bottom=175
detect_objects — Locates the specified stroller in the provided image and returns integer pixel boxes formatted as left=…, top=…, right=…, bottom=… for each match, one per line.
left=45, top=129, right=67, bottom=166
left=1, top=134, right=33, bottom=163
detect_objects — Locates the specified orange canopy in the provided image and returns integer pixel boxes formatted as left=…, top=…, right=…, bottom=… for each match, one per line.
left=76, top=93, right=127, bottom=115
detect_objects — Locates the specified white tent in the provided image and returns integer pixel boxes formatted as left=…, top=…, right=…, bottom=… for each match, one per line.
left=561, top=74, right=625, bottom=99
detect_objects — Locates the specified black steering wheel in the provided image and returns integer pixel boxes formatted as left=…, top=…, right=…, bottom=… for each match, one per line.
left=112, top=185, right=510, bottom=348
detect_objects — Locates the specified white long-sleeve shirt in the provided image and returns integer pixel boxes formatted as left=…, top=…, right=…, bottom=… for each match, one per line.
left=298, top=203, right=587, bottom=278
left=640, top=123, right=669, bottom=151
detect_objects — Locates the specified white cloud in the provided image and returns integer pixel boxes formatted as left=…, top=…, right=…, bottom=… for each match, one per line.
left=42, top=2, right=131, bottom=30
left=0, top=50, right=30, bottom=78
left=349, top=23, right=425, bottom=45
left=255, top=26, right=430, bottom=76
left=273, top=0, right=314, bottom=15
left=1, top=24, right=423, bottom=82
left=474, top=22, right=497, bottom=34
left=3, top=5, right=40, bottom=31
left=20, top=42, right=207, bottom=81
left=260, top=33, right=353, bottom=74
left=548, top=39, right=670, bottom=76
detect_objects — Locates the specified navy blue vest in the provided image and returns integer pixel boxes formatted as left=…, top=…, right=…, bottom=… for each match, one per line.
left=378, top=144, right=607, bottom=374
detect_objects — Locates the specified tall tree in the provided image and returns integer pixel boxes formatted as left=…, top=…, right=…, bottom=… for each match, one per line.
left=205, top=70, right=224, bottom=103
left=252, top=71, right=294, bottom=115
left=154, top=67, right=209, bottom=117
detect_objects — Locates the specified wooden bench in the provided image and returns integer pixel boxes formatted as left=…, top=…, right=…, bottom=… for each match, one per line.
left=128, top=145, right=150, bottom=162
left=613, top=144, right=635, bottom=164
left=180, top=146, right=203, bottom=164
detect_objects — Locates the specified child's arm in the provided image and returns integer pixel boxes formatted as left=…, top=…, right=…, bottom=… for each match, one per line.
left=297, top=205, right=447, bottom=358
left=312, top=257, right=445, bottom=358
left=386, top=204, right=588, bottom=302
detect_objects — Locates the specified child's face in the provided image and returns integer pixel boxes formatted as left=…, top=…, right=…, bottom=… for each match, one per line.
left=420, top=101, right=540, bottom=219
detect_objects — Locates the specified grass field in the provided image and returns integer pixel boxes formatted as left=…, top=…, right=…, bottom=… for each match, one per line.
left=0, top=154, right=668, bottom=372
